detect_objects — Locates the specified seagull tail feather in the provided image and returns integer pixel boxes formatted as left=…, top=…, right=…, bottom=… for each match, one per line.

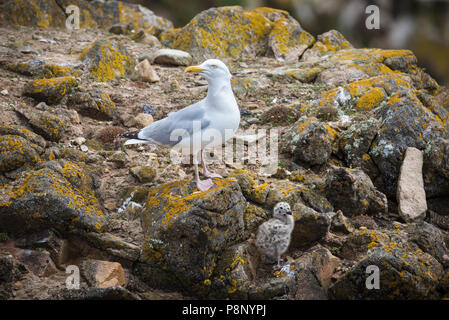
left=124, top=139, right=151, bottom=145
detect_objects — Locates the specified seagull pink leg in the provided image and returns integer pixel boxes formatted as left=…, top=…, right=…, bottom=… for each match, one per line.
left=194, top=152, right=214, bottom=191
left=201, top=150, right=222, bottom=179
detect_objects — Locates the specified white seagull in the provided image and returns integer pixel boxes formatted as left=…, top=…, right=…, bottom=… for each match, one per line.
left=120, top=59, right=240, bottom=191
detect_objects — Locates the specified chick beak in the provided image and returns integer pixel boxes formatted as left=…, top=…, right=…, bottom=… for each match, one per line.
left=185, top=65, right=205, bottom=73
left=286, top=211, right=292, bottom=215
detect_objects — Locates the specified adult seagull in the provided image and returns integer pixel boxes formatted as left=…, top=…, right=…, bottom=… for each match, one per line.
left=119, top=59, right=240, bottom=191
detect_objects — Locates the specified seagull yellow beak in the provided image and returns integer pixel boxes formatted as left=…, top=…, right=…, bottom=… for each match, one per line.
left=185, top=65, right=205, bottom=73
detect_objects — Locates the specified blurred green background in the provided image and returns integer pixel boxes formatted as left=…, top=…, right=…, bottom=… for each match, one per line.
left=126, top=0, right=449, bottom=85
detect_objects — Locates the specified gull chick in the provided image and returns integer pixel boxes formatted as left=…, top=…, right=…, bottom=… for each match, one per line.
left=256, top=202, right=294, bottom=268
left=119, top=59, right=240, bottom=191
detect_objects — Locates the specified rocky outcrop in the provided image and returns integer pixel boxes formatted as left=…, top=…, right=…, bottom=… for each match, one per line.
left=160, top=6, right=314, bottom=63
left=0, top=0, right=172, bottom=32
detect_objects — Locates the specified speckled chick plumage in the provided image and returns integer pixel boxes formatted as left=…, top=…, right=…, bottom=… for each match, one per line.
left=256, top=202, right=294, bottom=267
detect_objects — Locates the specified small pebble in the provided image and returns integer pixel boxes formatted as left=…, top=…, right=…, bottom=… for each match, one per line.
left=80, top=145, right=89, bottom=152
left=1, top=89, right=8, bottom=96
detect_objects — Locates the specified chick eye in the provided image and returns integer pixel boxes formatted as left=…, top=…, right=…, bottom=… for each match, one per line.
left=210, top=65, right=218, bottom=69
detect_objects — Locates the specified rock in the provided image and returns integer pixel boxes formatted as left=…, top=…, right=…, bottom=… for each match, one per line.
left=1, top=89, right=8, bottom=96
left=80, top=260, right=125, bottom=288
left=161, top=6, right=314, bottom=62
left=330, top=210, right=354, bottom=234
left=281, top=117, right=335, bottom=166
left=338, top=118, right=381, bottom=176
left=50, top=286, right=140, bottom=300
left=133, top=113, right=154, bottom=128
left=130, top=166, right=156, bottom=183
left=137, top=178, right=246, bottom=296
left=0, top=163, right=107, bottom=234
left=0, top=135, right=40, bottom=173
left=152, top=48, right=192, bottom=66
left=79, top=40, right=135, bottom=82
left=73, top=137, right=86, bottom=146
left=0, top=0, right=66, bottom=28
left=1, top=0, right=173, bottom=32
left=14, top=104, right=65, bottom=142
left=80, top=145, right=88, bottom=153
left=109, top=23, right=131, bottom=35
left=330, top=234, right=444, bottom=299
left=14, top=248, right=58, bottom=277
left=0, top=125, right=46, bottom=150
left=397, top=147, right=427, bottom=222
left=15, top=230, right=67, bottom=267
left=326, top=167, right=388, bottom=217
left=138, top=104, right=156, bottom=115
left=133, top=59, right=159, bottom=83
left=7, top=60, right=75, bottom=78
left=23, top=76, right=78, bottom=104
left=67, top=90, right=116, bottom=120
left=290, top=203, right=333, bottom=249
left=0, top=253, right=27, bottom=299
left=302, top=30, right=353, bottom=60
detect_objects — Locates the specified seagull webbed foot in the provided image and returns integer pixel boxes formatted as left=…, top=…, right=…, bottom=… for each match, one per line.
left=196, top=178, right=214, bottom=191
left=204, top=172, right=223, bottom=179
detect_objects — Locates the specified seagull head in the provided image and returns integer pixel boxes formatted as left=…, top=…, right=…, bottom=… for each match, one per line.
left=185, top=59, right=232, bottom=82
left=273, top=202, right=293, bottom=224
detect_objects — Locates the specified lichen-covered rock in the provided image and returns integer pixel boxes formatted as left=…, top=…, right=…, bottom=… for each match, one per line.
left=302, top=30, right=353, bottom=61
left=369, top=90, right=449, bottom=198
left=0, top=0, right=66, bottom=28
left=0, top=0, right=173, bottom=33
left=7, top=60, right=76, bottom=78
left=290, top=203, right=333, bottom=249
left=330, top=227, right=445, bottom=299
left=0, top=163, right=107, bottom=234
left=207, top=241, right=339, bottom=299
left=50, top=286, right=140, bottom=300
left=161, top=6, right=314, bottom=62
left=338, top=118, right=380, bottom=177
left=67, top=90, right=116, bottom=120
left=281, top=116, right=335, bottom=166
left=79, top=40, right=135, bottom=82
left=23, top=76, right=78, bottom=105
left=137, top=178, right=246, bottom=296
left=0, top=135, right=40, bottom=173
left=326, top=167, right=388, bottom=217
left=0, top=125, right=46, bottom=150
left=14, top=104, right=65, bottom=142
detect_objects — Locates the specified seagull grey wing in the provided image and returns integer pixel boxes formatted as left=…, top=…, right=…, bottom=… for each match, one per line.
left=137, top=101, right=210, bottom=146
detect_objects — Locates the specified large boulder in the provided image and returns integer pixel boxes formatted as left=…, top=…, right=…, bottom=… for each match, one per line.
left=0, top=135, right=40, bottom=173
left=326, top=167, right=388, bottom=217
left=79, top=40, right=135, bottom=82
left=136, top=178, right=246, bottom=296
left=67, top=90, right=116, bottom=120
left=330, top=222, right=448, bottom=299
left=160, top=6, right=315, bottom=63
left=0, top=161, right=107, bottom=234
left=14, top=104, right=66, bottom=142
left=23, top=76, right=78, bottom=105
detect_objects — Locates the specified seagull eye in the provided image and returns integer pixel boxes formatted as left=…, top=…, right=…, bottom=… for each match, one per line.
left=210, top=65, right=218, bottom=69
